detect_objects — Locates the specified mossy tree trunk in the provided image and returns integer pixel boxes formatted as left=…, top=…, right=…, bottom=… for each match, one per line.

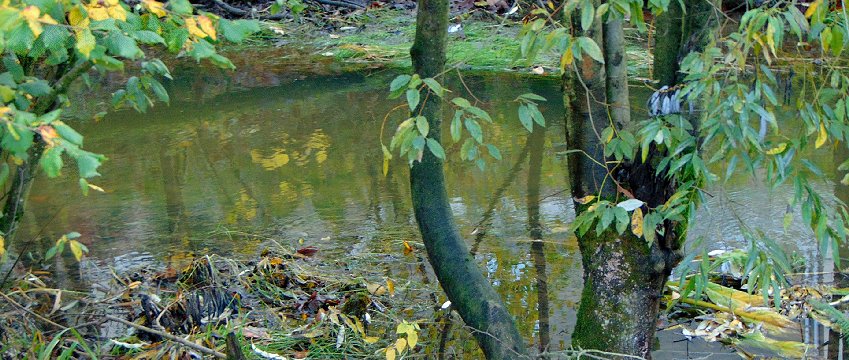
left=566, top=6, right=685, bottom=358
left=653, top=0, right=722, bottom=86
left=408, top=0, right=528, bottom=358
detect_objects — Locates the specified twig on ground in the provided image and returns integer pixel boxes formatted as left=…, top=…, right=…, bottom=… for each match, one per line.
left=104, top=314, right=227, bottom=359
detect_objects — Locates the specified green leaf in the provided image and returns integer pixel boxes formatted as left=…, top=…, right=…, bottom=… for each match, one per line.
left=169, top=0, right=193, bottom=15
left=450, top=111, right=463, bottom=142
left=426, top=138, right=445, bottom=160
left=451, top=97, right=471, bottom=108
left=406, top=88, right=420, bottom=111
left=0, top=163, right=8, bottom=189
left=518, top=104, right=533, bottom=132
left=466, top=106, right=492, bottom=123
left=415, top=116, right=429, bottom=136
left=105, top=32, right=143, bottom=60
left=131, top=30, right=165, bottom=45
left=528, top=103, right=545, bottom=126
left=390, top=74, right=412, bottom=92
left=20, top=80, right=51, bottom=97
left=519, top=93, right=546, bottom=102
left=422, top=78, right=444, bottom=97
left=465, top=118, right=483, bottom=143
left=219, top=19, right=260, bottom=43
left=577, top=36, right=605, bottom=63
left=79, top=178, right=90, bottom=196
left=3, top=55, right=24, bottom=81
left=486, top=144, right=502, bottom=160
left=67, top=148, right=105, bottom=178
left=580, top=0, right=594, bottom=31
left=40, top=146, right=63, bottom=178
left=1, top=126, right=34, bottom=159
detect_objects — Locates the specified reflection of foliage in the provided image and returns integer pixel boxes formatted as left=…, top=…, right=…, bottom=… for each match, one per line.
left=227, top=189, right=258, bottom=224
left=298, top=129, right=330, bottom=166
left=249, top=129, right=330, bottom=170
left=251, top=148, right=290, bottom=170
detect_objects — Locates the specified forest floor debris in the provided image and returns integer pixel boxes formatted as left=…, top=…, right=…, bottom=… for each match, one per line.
left=0, top=240, right=458, bottom=359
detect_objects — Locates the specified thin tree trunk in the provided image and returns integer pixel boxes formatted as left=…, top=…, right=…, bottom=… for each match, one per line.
left=604, top=19, right=631, bottom=127
left=408, top=0, right=528, bottom=358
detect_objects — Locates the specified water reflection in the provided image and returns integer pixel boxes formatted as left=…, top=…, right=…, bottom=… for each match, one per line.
left=527, top=122, right=551, bottom=354
left=12, top=68, right=842, bottom=357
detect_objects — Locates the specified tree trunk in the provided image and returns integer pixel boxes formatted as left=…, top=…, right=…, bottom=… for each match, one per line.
left=0, top=142, right=44, bottom=239
left=566, top=6, right=681, bottom=358
left=604, top=19, right=631, bottom=127
left=653, top=0, right=722, bottom=86
left=408, top=0, right=528, bottom=358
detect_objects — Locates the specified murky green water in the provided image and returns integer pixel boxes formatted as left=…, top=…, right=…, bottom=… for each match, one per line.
left=15, top=61, right=847, bottom=357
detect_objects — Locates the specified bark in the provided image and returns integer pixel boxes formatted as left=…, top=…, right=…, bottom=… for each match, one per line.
left=603, top=19, right=631, bottom=127
left=408, top=0, right=528, bottom=358
left=653, top=0, right=722, bottom=86
left=566, top=5, right=682, bottom=358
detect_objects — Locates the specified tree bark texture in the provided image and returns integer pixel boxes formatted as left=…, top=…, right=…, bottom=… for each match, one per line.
left=566, top=6, right=683, bottom=358
left=409, top=0, right=528, bottom=358
left=653, top=0, right=723, bottom=86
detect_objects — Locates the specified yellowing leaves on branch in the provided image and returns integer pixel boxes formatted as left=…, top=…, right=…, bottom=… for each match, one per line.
left=186, top=15, right=217, bottom=40
left=85, top=0, right=127, bottom=21
left=141, top=0, right=167, bottom=17
left=20, top=5, right=56, bottom=37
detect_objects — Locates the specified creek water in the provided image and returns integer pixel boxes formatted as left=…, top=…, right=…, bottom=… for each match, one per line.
left=14, top=60, right=847, bottom=358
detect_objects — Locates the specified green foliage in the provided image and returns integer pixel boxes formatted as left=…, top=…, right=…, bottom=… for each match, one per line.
left=0, top=0, right=259, bottom=258
left=513, top=0, right=848, bottom=311
left=383, top=74, right=546, bottom=172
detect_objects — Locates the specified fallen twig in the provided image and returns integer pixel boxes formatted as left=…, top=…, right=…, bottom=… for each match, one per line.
left=0, top=291, right=67, bottom=330
left=104, top=314, right=227, bottom=358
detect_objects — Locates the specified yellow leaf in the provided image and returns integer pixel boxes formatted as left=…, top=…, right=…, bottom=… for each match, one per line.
left=382, top=157, right=389, bottom=176
left=68, top=6, right=89, bottom=27
left=816, top=122, right=827, bottom=149
left=631, top=208, right=644, bottom=237
left=87, top=183, right=105, bottom=192
left=142, top=0, right=167, bottom=17
left=385, top=348, right=396, bottom=360
left=21, top=6, right=43, bottom=37
left=0, top=235, right=5, bottom=256
left=107, top=4, right=126, bottom=21
left=86, top=5, right=109, bottom=21
left=805, top=0, right=821, bottom=18
left=76, top=29, right=96, bottom=58
left=765, top=142, right=787, bottom=155
left=560, top=47, right=573, bottom=71
left=185, top=17, right=207, bottom=39
left=386, top=278, right=395, bottom=297
left=394, top=338, right=407, bottom=353
left=366, top=282, right=386, bottom=296
left=407, top=331, right=418, bottom=349
left=575, top=195, right=596, bottom=204
left=69, top=240, right=83, bottom=261
left=363, top=336, right=380, bottom=344
left=197, top=15, right=216, bottom=40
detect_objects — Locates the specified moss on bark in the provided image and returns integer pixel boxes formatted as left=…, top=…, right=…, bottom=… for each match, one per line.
left=408, top=0, right=528, bottom=358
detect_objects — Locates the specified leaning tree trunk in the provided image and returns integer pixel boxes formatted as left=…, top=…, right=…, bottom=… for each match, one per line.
left=408, top=0, right=528, bottom=358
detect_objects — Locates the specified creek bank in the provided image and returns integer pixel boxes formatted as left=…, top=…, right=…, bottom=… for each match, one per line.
left=0, top=241, right=461, bottom=359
